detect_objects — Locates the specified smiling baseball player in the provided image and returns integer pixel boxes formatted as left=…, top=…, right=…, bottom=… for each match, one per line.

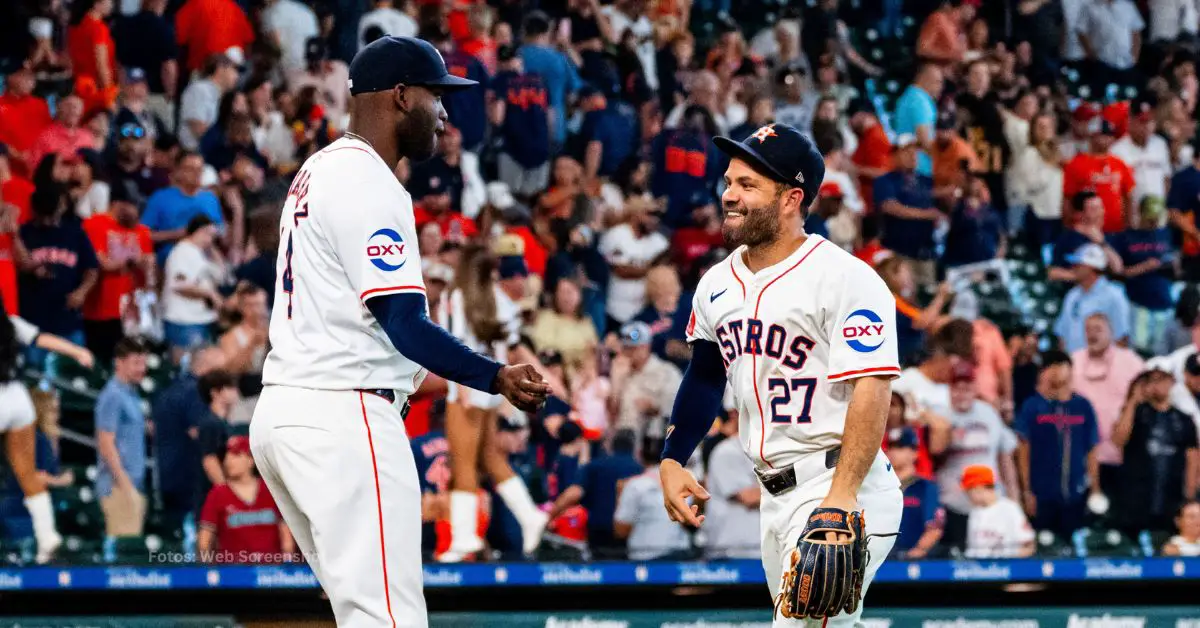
left=251, top=37, right=549, bottom=628
left=659, top=122, right=903, bottom=626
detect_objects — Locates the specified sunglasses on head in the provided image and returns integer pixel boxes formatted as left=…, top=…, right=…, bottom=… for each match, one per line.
left=119, top=124, right=146, bottom=139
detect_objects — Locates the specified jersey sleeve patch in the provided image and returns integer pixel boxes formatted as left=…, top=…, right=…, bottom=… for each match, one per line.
left=840, top=309, right=887, bottom=354
left=366, top=228, right=409, bottom=272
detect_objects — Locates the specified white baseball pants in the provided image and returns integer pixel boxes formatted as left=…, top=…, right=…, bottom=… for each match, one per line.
left=251, top=385, right=426, bottom=628
left=760, top=449, right=902, bottom=628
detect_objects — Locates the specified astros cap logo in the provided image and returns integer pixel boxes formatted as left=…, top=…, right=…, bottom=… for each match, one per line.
left=749, top=125, right=777, bottom=143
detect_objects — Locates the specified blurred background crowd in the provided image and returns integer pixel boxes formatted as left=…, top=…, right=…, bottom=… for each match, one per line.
left=2, top=0, right=1200, bottom=566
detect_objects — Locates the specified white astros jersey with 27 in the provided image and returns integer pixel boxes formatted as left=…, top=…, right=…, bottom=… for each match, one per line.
left=686, top=234, right=900, bottom=469
left=261, top=136, right=429, bottom=394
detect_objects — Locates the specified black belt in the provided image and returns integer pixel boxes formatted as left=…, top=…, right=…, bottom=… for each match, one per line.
left=755, top=447, right=841, bottom=497
left=357, top=389, right=411, bottom=420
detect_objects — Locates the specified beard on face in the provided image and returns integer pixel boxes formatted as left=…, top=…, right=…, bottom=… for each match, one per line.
left=721, top=196, right=782, bottom=248
left=396, top=100, right=440, bottom=162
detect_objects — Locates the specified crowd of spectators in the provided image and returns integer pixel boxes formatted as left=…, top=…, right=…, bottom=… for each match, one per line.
left=4, top=0, right=1200, bottom=564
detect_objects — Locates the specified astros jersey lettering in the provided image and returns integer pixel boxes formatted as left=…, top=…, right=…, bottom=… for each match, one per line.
left=261, top=136, right=428, bottom=393
left=686, top=234, right=900, bottom=468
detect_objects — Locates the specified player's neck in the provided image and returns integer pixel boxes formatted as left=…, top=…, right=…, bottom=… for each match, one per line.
left=346, top=120, right=400, bottom=170
left=743, top=232, right=808, bottom=274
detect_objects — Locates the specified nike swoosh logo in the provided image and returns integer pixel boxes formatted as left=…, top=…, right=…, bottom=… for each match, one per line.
left=709, top=289, right=728, bottom=303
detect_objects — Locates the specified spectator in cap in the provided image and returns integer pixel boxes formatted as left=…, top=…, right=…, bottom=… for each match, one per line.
left=414, top=123, right=486, bottom=219
left=113, top=69, right=165, bottom=142
left=82, top=180, right=155, bottom=365
left=930, top=108, right=978, bottom=197
left=358, top=0, right=417, bottom=50
left=492, top=46, right=552, bottom=200
left=95, top=337, right=152, bottom=550
left=1054, top=244, right=1132, bottom=353
left=178, top=53, right=241, bottom=151
left=0, top=67, right=53, bottom=174
left=173, top=0, right=255, bottom=74
left=1013, top=349, right=1101, bottom=538
left=893, top=63, right=943, bottom=177
left=803, top=180, right=841, bottom=241
left=412, top=169, right=479, bottom=244
left=141, top=151, right=224, bottom=264
left=599, top=195, right=669, bottom=329
left=1048, top=191, right=1124, bottom=283
left=1009, top=111, right=1065, bottom=251
left=287, top=37, right=351, bottom=132
left=609, top=320, right=682, bottom=448
left=1111, top=363, right=1198, bottom=538
left=1062, top=115, right=1135, bottom=234
left=1168, top=137, right=1200, bottom=282
left=27, top=95, right=98, bottom=178
left=1060, top=103, right=1098, bottom=162
left=1110, top=196, right=1176, bottom=355
left=873, top=133, right=942, bottom=288
left=887, top=427, right=945, bottom=559
left=162, top=214, right=225, bottom=362
left=961, top=464, right=1034, bottom=558
left=934, top=362, right=1019, bottom=551
left=520, top=12, right=584, bottom=147
left=113, top=0, right=179, bottom=130
left=18, top=182, right=99, bottom=380
left=198, top=434, right=294, bottom=563
left=1112, top=104, right=1172, bottom=207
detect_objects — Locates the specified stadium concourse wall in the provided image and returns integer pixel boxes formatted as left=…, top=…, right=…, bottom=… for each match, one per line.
left=0, top=558, right=1198, bottom=625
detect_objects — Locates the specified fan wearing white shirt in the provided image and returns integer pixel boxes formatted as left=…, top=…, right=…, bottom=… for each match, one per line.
left=359, top=0, right=418, bottom=49
left=261, top=0, right=320, bottom=75
left=162, top=216, right=226, bottom=362
left=962, top=464, right=1034, bottom=558
left=1110, top=109, right=1172, bottom=206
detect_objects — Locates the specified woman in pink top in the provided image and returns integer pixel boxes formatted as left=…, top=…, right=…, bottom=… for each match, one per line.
left=26, top=95, right=98, bottom=173
left=1071, top=313, right=1144, bottom=482
left=570, top=348, right=610, bottom=439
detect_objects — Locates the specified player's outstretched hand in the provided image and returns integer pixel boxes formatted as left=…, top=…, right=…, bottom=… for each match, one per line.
left=495, top=364, right=551, bottom=412
left=660, top=459, right=709, bottom=527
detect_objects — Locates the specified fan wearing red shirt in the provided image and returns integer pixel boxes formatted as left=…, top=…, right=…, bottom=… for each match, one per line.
left=82, top=183, right=156, bottom=364
left=67, top=0, right=120, bottom=113
left=1063, top=119, right=1135, bottom=233
left=0, top=68, right=53, bottom=175
left=175, top=0, right=255, bottom=73
left=412, top=175, right=478, bottom=243
left=850, top=103, right=893, bottom=214
left=198, top=436, right=295, bottom=563
left=670, top=197, right=724, bottom=275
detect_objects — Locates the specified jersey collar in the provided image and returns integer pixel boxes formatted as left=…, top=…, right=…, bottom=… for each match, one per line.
left=731, top=233, right=826, bottom=283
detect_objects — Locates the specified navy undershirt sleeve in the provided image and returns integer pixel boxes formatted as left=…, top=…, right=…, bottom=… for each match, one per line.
left=661, top=340, right=727, bottom=464
left=365, top=293, right=503, bottom=394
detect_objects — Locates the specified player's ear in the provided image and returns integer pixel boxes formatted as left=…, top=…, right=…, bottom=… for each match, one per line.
left=393, top=84, right=410, bottom=113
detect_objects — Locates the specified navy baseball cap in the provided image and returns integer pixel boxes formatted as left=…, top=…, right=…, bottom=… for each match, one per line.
left=349, top=36, right=477, bottom=95
left=888, top=427, right=919, bottom=449
left=714, top=122, right=825, bottom=207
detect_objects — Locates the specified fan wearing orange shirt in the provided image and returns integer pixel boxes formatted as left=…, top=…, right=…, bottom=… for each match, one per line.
left=850, top=100, right=892, bottom=214
left=67, top=0, right=120, bottom=113
left=175, top=0, right=255, bottom=73
left=0, top=68, right=53, bottom=175
left=1063, top=118, right=1135, bottom=234
left=81, top=182, right=155, bottom=364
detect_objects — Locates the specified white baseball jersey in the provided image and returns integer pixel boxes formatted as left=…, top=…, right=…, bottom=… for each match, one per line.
left=261, top=136, right=428, bottom=394
left=686, top=235, right=900, bottom=469
left=965, top=496, right=1035, bottom=558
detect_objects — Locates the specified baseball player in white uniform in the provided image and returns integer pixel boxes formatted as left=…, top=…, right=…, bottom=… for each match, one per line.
left=1, top=313, right=94, bottom=563
left=658, top=123, right=903, bottom=626
left=251, top=37, right=549, bottom=628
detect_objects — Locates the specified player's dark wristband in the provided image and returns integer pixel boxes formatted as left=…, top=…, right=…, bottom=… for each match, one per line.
left=661, top=340, right=727, bottom=465
left=365, top=293, right=503, bottom=394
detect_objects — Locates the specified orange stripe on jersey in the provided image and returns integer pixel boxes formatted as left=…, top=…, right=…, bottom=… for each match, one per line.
left=361, top=285, right=427, bottom=301
left=730, top=258, right=746, bottom=299
left=827, top=365, right=902, bottom=381
left=751, top=239, right=827, bottom=469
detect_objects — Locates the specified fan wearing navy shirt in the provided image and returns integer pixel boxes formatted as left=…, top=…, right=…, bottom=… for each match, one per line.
left=432, top=31, right=490, bottom=152
left=943, top=175, right=1005, bottom=268
left=1013, top=350, right=1101, bottom=538
left=491, top=46, right=552, bottom=199
left=1110, top=197, right=1177, bottom=355
left=874, top=134, right=942, bottom=284
left=651, top=107, right=722, bottom=228
left=1051, top=191, right=1120, bottom=283
left=1167, top=142, right=1200, bottom=281
left=577, top=84, right=638, bottom=181
left=411, top=422, right=450, bottom=555
left=18, top=182, right=98, bottom=371
left=887, top=427, right=944, bottom=559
